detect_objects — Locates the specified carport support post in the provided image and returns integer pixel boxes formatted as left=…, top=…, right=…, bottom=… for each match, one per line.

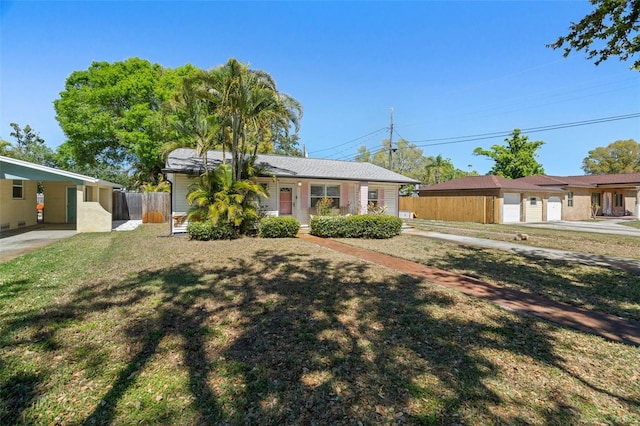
left=636, top=186, right=640, bottom=220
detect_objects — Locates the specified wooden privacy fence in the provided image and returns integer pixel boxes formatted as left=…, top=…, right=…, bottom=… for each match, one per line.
left=113, top=192, right=142, bottom=220
left=142, top=192, right=171, bottom=223
left=399, top=196, right=500, bottom=224
left=112, top=192, right=170, bottom=223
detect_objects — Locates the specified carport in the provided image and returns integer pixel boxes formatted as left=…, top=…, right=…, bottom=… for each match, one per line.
left=0, top=155, right=121, bottom=233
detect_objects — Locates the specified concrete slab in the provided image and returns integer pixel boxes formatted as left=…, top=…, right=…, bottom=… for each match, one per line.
left=0, top=226, right=77, bottom=263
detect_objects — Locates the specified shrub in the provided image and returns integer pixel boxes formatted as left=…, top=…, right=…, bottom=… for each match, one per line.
left=315, top=196, right=334, bottom=216
left=310, top=214, right=402, bottom=239
left=187, top=221, right=239, bottom=241
left=258, top=216, right=301, bottom=238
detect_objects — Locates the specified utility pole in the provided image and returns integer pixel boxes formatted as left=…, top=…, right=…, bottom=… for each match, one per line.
left=388, top=107, right=394, bottom=170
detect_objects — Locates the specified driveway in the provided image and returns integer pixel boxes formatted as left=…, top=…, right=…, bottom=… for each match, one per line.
left=0, top=221, right=141, bottom=263
left=514, top=219, right=640, bottom=237
left=0, top=225, right=77, bottom=263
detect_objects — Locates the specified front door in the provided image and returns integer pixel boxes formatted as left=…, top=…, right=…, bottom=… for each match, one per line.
left=279, top=187, right=293, bottom=215
left=66, top=186, right=77, bottom=223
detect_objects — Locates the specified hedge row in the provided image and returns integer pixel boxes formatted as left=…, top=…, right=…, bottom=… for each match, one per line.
left=258, top=216, right=301, bottom=238
left=186, top=221, right=239, bottom=241
left=310, top=215, right=402, bottom=239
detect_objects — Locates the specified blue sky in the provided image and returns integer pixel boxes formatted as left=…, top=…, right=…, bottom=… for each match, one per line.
left=1, top=0, right=639, bottom=176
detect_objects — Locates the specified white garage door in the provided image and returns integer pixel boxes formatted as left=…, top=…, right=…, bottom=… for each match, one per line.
left=547, top=196, right=562, bottom=221
left=503, top=193, right=521, bottom=223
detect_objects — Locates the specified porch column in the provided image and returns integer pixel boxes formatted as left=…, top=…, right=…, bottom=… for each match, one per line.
left=359, top=182, right=368, bottom=214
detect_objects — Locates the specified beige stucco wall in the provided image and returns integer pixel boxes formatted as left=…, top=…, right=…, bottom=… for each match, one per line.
left=563, top=188, right=595, bottom=221
left=0, top=179, right=38, bottom=230
left=77, top=199, right=113, bottom=232
left=41, top=180, right=75, bottom=223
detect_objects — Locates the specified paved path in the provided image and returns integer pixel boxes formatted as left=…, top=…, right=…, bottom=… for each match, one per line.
left=298, top=233, right=640, bottom=346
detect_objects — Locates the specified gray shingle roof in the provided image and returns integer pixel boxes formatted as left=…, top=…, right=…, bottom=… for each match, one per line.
left=164, top=148, right=420, bottom=184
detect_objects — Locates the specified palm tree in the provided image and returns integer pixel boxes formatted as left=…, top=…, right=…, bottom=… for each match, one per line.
left=163, top=73, right=221, bottom=169
left=186, top=163, right=268, bottom=232
left=201, top=59, right=302, bottom=182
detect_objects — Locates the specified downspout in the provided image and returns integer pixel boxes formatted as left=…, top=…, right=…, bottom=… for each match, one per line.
left=163, top=173, right=174, bottom=236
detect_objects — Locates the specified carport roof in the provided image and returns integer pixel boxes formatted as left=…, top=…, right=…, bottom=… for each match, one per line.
left=0, top=155, right=122, bottom=187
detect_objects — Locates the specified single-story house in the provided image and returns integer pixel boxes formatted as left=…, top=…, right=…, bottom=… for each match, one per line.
left=414, top=175, right=566, bottom=223
left=0, top=155, right=122, bottom=232
left=413, top=173, right=640, bottom=223
left=517, top=173, right=640, bottom=220
left=163, top=148, right=420, bottom=232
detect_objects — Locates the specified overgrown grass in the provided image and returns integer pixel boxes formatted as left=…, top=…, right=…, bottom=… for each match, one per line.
left=1, top=225, right=639, bottom=424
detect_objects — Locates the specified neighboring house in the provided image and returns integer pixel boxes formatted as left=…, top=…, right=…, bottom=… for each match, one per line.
left=412, top=173, right=640, bottom=224
left=517, top=173, right=640, bottom=220
left=163, top=148, right=420, bottom=232
left=413, top=175, right=566, bottom=224
left=0, top=155, right=122, bottom=232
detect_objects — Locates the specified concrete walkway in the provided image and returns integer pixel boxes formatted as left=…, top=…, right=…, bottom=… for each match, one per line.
left=403, top=228, right=640, bottom=274
left=298, top=233, right=640, bottom=346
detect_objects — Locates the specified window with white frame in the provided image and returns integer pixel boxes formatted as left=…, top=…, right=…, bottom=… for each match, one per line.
left=567, top=191, right=574, bottom=207
left=310, top=184, right=340, bottom=208
left=12, top=180, right=24, bottom=199
left=530, top=197, right=537, bottom=206
left=368, top=189, right=379, bottom=207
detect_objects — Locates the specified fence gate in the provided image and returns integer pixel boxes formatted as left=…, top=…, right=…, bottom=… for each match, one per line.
left=112, top=192, right=142, bottom=220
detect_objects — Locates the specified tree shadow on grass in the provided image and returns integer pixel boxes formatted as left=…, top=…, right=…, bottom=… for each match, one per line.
left=428, top=245, right=640, bottom=321
left=208, top=250, right=580, bottom=424
left=1, top=242, right=635, bottom=424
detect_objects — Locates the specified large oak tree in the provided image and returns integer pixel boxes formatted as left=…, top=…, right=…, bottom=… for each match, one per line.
left=54, top=58, right=192, bottom=183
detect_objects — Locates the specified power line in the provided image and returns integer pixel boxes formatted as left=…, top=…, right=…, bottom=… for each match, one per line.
left=309, top=127, right=388, bottom=155
left=410, top=113, right=640, bottom=148
left=336, top=112, right=640, bottom=162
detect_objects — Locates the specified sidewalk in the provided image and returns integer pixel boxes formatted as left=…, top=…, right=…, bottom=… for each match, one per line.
left=298, top=233, right=640, bottom=346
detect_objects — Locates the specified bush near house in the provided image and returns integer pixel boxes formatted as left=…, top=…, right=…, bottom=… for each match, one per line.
left=258, top=216, right=301, bottom=238
left=187, top=221, right=239, bottom=241
left=310, top=215, right=402, bottom=239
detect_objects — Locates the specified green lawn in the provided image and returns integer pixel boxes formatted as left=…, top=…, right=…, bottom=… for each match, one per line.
left=1, top=225, right=639, bottom=425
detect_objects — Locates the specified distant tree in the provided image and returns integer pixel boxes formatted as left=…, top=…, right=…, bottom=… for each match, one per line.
left=473, top=129, right=545, bottom=179
left=54, top=143, right=135, bottom=188
left=2, top=123, right=55, bottom=166
left=549, top=0, right=640, bottom=68
left=354, top=145, right=373, bottom=163
left=0, top=139, right=10, bottom=155
left=356, top=139, right=476, bottom=185
left=582, top=139, right=640, bottom=174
